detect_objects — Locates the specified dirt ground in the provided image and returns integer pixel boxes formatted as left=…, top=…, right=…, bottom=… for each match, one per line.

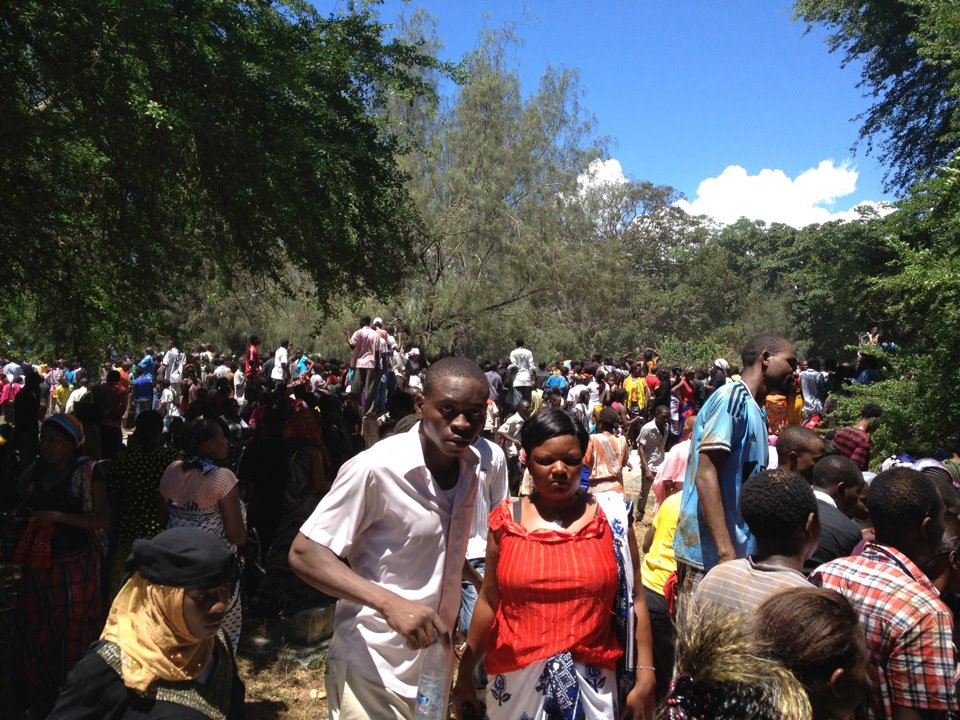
left=241, top=655, right=329, bottom=720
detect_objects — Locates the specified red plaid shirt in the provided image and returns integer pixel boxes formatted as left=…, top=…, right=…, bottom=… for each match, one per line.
left=811, top=542, right=957, bottom=719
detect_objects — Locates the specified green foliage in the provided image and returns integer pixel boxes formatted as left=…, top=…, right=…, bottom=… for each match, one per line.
left=794, top=0, right=960, bottom=191
left=0, top=0, right=446, bottom=363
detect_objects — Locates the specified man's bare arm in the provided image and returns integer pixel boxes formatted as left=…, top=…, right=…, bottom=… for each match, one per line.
left=289, top=533, right=449, bottom=649
left=694, top=448, right=734, bottom=563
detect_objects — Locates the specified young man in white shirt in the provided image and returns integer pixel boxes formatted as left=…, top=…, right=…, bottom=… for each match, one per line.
left=290, top=357, right=490, bottom=719
left=271, top=339, right=289, bottom=387
left=159, top=339, right=185, bottom=404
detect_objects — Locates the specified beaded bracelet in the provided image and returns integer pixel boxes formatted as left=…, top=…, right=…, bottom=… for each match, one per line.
left=636, top=665, right=655, bottom=673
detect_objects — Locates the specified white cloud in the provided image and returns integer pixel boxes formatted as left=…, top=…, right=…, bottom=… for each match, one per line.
left=674, top=160, right=894, bottom=227
left=577, top=157, right=628, bottom=194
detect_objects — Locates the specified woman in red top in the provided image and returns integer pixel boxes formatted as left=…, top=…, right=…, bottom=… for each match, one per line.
left=454, top=409, right=655, bottom=719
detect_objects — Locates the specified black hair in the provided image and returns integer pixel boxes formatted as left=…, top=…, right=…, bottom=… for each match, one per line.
left=740, top=335, right=793, bottom=368
left=740, top=469, right=817, bottom=545
left=181, top=417, right=225, bottom=458
left=133, top=409, right=164, bottom=438
left=777, top=426, right=821, bottom=459
left=860, top=403, right=883, bottom=419
left=106, top=369, right=121, bottom=383
left=867, top=467, right=943, bottom=537
left=654, top=404, right=670, bottom=415
left=755, top=588, right=865, bottom=694
left=928, top=473, right=960, bottom=514
left=421, top=356, right=487, bottom=398
left=360, top=315, right=371, bottom=326
left=811, top=455, right=863, bottom=490
left=520, top=408, right=589, bottom=456
left=597, top=407, right=620, bottom=429
left=515, top=337, right=525, bottom=347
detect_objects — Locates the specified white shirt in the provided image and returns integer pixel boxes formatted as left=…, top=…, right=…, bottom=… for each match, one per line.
left=162, top=347, right=185, bottom=383
left=497, top=412, right=525, bottom=458
left=234, top=370, right=246, bottom=405
left=64, top=386, right=89, bottom=415
left=813, top=487, right=837, bottom=508
left=300, top=424, right=480, bottom=697
left=466, top=438, right=508, bottom=560
left=271, top=346, right=288, bottom=381
left=509, top=347, right=534, bottom=388
left=160, top=387, right=180, bottom=417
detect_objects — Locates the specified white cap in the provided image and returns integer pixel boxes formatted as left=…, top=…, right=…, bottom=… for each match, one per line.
left=408, top=347, right=420, bottom=356
left=714, top=358, right=730, bottom=370
left=372, top=317, right=383, bottom=326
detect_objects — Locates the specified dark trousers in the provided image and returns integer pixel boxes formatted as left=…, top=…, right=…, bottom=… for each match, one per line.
left=352, top=367, right=382, bottom=416
left=645, top=587, right=676, bottom=700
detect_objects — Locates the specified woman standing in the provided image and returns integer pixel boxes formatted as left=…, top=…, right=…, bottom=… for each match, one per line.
left=14, top=414, right=109, bottom=717
left=159, top=418, right=246, bottom=650
left=104, top=410, right=179, bottom=596
left=454, top=409, right=655, bottom=719
left=583, top=406, right=632, bottom=494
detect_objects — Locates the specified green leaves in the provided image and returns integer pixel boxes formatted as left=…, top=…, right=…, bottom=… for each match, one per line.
left=0, top=0, right=441, bottom=362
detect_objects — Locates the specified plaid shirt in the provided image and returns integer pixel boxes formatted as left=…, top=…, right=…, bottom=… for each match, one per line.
left=832, top=425, right=872, bottom=470
left=811, top=542, right=957, bottom=719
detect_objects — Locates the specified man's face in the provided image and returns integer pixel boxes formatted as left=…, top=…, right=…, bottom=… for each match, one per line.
left=793, top=439, right=825, bottom=481
left=655, top=408, right=669, bottom=430
left=837, top=476, right=867, bottom=519
left=518, top=400, right=531, bottom=419
left=418, top=377, right=488, bottom=460
left=763, top=343, right=798, bottom=395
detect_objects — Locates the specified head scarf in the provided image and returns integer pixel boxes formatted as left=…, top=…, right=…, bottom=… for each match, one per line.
left=282, top=400, right=325, bottom=448
left=101, top=528, right=233, bottom=692
left=44, top=413, right=84, bottom=448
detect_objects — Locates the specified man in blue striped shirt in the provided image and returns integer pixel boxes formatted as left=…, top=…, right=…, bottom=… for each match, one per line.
left=673, top=334, right=797, bottom=597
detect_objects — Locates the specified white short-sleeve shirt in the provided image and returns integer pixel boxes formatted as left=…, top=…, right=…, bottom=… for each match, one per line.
left=465, top=438, right=508, bottom=561
left=299, top=425, right=479, bottom=697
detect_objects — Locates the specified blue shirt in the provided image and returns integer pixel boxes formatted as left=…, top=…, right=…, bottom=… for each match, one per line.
left=673, top=380, right=769, bottom=571
left=139, top=354, right=155, bottom=378
left=132, top=373, right=154, bottom=402
left=295, top=355, right=310, bottom=379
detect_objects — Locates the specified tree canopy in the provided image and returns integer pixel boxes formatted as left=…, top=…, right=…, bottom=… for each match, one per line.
left=0, top=0, right=445, bottom=360
left=794, top=0, right=960, bottom=191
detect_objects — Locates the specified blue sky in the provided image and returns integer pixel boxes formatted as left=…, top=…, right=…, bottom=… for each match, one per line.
left=321, top=1, right=893, bottom=226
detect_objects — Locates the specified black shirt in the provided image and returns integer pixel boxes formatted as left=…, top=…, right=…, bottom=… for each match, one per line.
left=804, top=498, right=862, bottom=575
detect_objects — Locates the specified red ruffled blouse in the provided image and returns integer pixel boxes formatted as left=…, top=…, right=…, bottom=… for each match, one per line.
left=484, top=499, right=623, bottom=674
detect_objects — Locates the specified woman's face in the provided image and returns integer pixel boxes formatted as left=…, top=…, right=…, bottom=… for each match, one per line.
left=528, top=434, right=583, bottom=502
left=183, top=585, right=229, bottom=640
left=39, top=426, right=74, bottom=467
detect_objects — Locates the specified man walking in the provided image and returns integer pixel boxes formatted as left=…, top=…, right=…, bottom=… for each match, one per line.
left=290, top=357, right=489, bottom=719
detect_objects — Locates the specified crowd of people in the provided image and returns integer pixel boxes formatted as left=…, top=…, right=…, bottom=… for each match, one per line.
left=1, top=325, right=959, bottom=719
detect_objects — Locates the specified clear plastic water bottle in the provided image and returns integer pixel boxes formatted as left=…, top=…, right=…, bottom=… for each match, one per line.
left=414, top=637, right=450, bottom=720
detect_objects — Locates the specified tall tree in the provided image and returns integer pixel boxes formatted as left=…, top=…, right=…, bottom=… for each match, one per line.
left=0, top=0, right=443, bottom=361
left=794, top=0, right=959, bottom=191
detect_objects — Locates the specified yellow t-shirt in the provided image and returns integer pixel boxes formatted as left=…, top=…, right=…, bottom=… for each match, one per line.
left=623, top=375, right=646, bottom=410
left=640, top=491, right=682, bottom=596
left=52, top=383, right=72, bottom=409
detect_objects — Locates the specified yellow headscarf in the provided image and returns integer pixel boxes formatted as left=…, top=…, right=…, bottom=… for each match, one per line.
left=100, top=572, right=215, bottom=692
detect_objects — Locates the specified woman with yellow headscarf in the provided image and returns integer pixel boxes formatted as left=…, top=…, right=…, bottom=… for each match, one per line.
left=49, top=527, right=244, bottom=719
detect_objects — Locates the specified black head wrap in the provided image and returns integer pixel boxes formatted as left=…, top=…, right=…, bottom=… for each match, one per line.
left=126, top=527, right=234, bottom=588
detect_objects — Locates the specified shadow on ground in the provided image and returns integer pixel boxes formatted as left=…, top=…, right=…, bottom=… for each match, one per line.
left=244, top=698, right=290, bottom=719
